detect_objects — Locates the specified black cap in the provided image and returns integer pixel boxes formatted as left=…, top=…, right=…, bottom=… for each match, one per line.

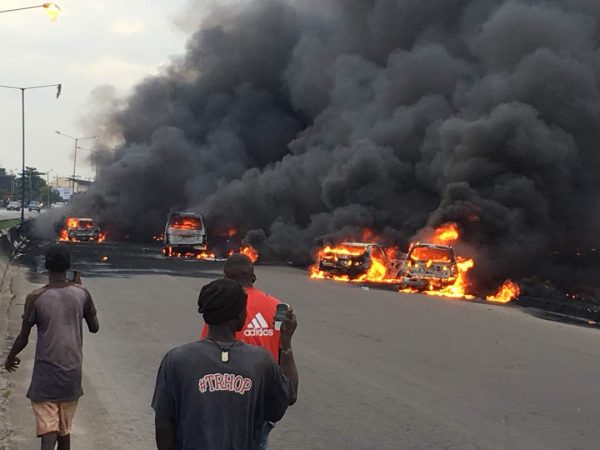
left=198, top=279, right=247, bottom=325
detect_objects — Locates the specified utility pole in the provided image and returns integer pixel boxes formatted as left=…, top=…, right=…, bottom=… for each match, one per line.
left=0, top=84, right=62, bottom=223
left=55, top=131, right=97, bottom=195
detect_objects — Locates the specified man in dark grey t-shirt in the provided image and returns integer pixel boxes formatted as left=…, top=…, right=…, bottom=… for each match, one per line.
left=152, top=278, right=298, bottom=450
left=4, top=244, right=99, bottom=450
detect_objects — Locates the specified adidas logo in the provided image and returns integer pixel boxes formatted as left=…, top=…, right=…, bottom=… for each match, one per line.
left=244, top=312, right=274, bottom=337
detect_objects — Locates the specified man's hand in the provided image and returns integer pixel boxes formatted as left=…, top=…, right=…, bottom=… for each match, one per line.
left=277, top=307, right=299, bottom=404
left=279, top=307, right=297, bottom=350
left=4, top=355, right=20, bottom=372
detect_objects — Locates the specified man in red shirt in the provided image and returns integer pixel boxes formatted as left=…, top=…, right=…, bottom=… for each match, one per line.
left=200, top=253, right=288, bottom=448
left=201, top=254, right=282, bottom=360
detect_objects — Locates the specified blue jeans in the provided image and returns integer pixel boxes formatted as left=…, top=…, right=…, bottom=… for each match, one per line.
left=257, top=421, right=275, bottom=450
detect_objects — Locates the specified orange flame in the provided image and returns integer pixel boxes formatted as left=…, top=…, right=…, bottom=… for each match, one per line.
left=58, top=217, right=77, bottom=242
left=486, top=280, right=520, bottom=304
left=361, top=228, right=380, bottom=243
left=163, top=246, right=216, bottom=260
left=216, top=227, right=238, bottom=238
left=309, top=223, right=518, bottom=304
left=58, top=228, right=69, bottom=241
left=196, top=251, right=216, bottom=259
left=421, top=257, right=474, bottom=299
left=66, top=217, right=79, bottom=229
left=240, top=245, right=259, bottom=263
left=58, top=217, right=104, bottom=243
left=362, top=252, right=387, bottom=281
left=309, top=244, right=391, bottom=283
left=228, top=246, right=260, bottom=263
left=170, top=217, right=202, bottom=230
left=432, top=222, right=460, bottom=245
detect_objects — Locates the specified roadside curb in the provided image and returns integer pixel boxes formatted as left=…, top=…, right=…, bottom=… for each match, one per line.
left=0, top=266, right=16, bottom=449
left=0, top=223, right=31, bottom=449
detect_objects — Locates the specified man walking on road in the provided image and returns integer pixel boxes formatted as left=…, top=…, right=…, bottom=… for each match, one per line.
left=200, top=253, right=288, bottom=448
left=153, top=278, right=298, bottom=450
left=3, top=243, right=99, bottom=450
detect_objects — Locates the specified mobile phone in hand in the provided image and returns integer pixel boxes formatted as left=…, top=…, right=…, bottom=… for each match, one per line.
left=67, top=270, right=80, bottom=283
left=273, top=303, right=289, bottom=331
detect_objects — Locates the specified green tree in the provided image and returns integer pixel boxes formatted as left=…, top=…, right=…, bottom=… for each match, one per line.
left=15, top=167, right=49, bottom=204
left=39, top=185, right=63, bottom=204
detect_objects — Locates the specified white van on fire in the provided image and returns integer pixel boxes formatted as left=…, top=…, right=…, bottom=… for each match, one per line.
left=163, top=212, right=208, bottom=257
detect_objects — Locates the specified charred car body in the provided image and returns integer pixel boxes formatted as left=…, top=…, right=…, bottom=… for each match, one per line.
left=318, top=242, right=401, bottom=280
left=163, top=212, right=207, bottom=257
left=400, top=243, right=458, bottom=290
left=66, top=218, right=102, bottom=242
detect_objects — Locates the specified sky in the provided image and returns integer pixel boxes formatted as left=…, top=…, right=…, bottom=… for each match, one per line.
left=0, top=0, right=198, bottom=180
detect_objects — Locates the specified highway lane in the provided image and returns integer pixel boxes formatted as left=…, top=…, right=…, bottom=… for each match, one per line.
left=0, top=208, right=37, bottom=223
left=3, top=241, right=600, bottom=449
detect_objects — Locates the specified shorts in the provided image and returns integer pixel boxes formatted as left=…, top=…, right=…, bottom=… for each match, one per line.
left=31, top=400, right=78, bottom=437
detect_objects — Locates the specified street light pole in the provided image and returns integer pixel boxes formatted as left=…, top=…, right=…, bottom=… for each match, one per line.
left=0, top=3, right=61, bottom=21
left=0, top=84, right=62, bottom=223
left=43, top=169, right=54, bottom=207
left=55, top=131, right=97, bottom=195
left=73, top=138, right=78, bottom=192
left=21, top=89, right=25, bottom=222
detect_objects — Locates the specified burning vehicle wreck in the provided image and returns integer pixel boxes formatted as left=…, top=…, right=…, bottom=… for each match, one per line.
left=399, top=243, right=458, bottom=291
left=308, top=223, right=519, bottom=303
left=162, top=212, right=211, bottom=258
left=312, top=242, right=402, bottom=282
left=59, top=217, right=104, bottom=243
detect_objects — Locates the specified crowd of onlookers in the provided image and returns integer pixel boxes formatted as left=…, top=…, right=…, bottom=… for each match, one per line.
left=4, top=244, right=298, bottom=450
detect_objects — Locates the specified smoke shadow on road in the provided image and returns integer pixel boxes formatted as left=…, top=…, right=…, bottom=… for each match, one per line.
left=14, top=240, right=225, bottom=285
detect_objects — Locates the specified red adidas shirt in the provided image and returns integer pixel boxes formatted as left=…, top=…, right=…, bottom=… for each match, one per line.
left=200, top=287, right=281, bottom=362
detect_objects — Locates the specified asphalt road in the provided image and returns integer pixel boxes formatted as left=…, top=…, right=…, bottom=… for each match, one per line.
left=0, top=208, right=37, bottom=223
left=3, top=241, right=600, bottom=449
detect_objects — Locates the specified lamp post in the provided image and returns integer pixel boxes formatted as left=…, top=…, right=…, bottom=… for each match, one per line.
left=0, top=3, right=61, bottom=21
left=55, top=131, right=97, bottom=194
left=0, top=84, right=62, bottom=223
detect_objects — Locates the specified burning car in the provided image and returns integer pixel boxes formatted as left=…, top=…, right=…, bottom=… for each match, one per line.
left=314, top=242, right=402, bottom=281
left=400, top=243, right=458, bottom=291
left=163, top=212, right=208, bottom=257
left=61, top=217, right=103, bottom=242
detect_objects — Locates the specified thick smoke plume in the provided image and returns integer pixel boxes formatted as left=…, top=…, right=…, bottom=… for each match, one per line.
left=74, top=0, right=600, bottom=293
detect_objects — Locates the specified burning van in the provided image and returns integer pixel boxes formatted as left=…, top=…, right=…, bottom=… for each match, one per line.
left=163, top=212, right=208, bottom=257
left=62, top=218, right=103, bottom=242
left=316, top=242, right=400, bottom=281
left=400, top=243, right=458, bottom=291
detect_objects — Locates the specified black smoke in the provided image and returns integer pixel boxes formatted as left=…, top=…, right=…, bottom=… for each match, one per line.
left=73, top=0, right=600, bottom=293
